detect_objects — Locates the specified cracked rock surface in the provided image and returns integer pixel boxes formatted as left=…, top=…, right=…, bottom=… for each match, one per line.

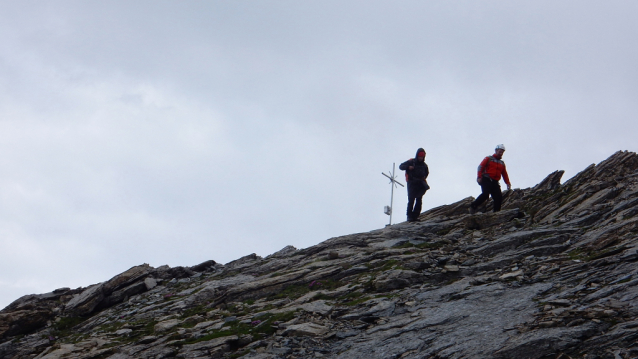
left=1, top=150, right=638, bottom=359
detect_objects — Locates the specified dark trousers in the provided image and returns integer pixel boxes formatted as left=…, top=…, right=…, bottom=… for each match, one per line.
left=407, top=181, right=427, bottom=220
left=471, top=178, right=503, bottom=212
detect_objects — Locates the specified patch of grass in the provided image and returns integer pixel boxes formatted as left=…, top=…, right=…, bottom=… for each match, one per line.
left=436, top=228, right=453, bottom=236
left=161, top=293, right=181, bottom=302
left=267, top=279, right=343, bottom=301
left=181, top=305, right=207, bottom=319
left=137, top=320, right=157, bottom=337
left=338, top=291, right=370, bottom=306
left=69, top=333, right=92, bottom=344
left=54, top=316, right=88, bottom=331
left=228, top=308, right=248, bottom=317
left=176, top=311, right=296, bottom=347
left=98, top=320, right=125, bottom=334
left=259, top=304, right=275, bottom=312
left=566, top=247, right=618, bottom=262
left=584, top=247, right=621, bottom=261
left=50, top=316, right=93, bottom=340
left=361, top=275, right=376, bottom=292
left=181, top=321, right=197, bottom=329
left=339, top=291, right=363, bottom=300
left=180, top=328, right=241, bottom=345
left=312, top=293, right=333, bottom=301
left=343, top=297, right=372, bottom=306
left=10, top=334, right=25, bottom=343
left=567, top=248, right=585, bottom=261
left=267, top=284, right=311, bottom=301
left=394, top=242, right=415, bottom=249
left=165, top=333, right=183, bottom=342
left=251, top=311, right=296, bottom=336
left=416, top=241, right=446, bottom=250
left=380, top=259, right=400, bottom=271
left=115, top=320, right=157, bottom=344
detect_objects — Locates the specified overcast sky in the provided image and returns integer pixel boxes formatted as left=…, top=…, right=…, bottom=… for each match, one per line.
left=1, top=1, right=637, bottom=309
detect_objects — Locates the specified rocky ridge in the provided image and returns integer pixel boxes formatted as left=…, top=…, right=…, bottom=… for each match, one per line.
left=1, top=150, right=638, bottom=359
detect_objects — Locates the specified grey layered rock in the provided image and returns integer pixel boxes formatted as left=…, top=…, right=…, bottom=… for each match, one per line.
left=154, top=318, right=182, bottom=332
left=63, top=284, right=105, bottom=317
left=464, top=208, right=525, bottom=230
left=297, top=300, right=333, bottom=316
left=190, top=259, right=217, bottom=272
left=373, top=270, right=423, bottom=291
left=64, top=264, right=154, bottom=316
left=283, top=323, right=329, bottom=337
left=2, top=150, right=638, bottom=359
left=178, top=335, right=238, bottom=357
left=144, top=277, right=157, bottom=290
left=266, top=245, right=298, bottom=259
left=114, top=328, right=132, bottom=336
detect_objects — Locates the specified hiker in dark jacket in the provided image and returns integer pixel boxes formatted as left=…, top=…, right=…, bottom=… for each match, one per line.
left=469, top=144, right=511, bottom=214
left=399, top=148, right=430, bottom=222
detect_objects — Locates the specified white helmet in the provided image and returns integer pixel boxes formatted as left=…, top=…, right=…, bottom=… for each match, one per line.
left=495, top=144, right=506, bottom=151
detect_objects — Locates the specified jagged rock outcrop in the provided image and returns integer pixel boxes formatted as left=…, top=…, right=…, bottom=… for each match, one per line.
left=1, top=150, right=638, bottom=359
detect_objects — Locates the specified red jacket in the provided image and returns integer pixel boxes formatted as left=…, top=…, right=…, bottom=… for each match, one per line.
left=477, top=155, right=510, bottom=185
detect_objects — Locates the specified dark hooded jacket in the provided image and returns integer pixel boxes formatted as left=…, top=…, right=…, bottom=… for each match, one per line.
left=399, top=148, right=430, bottom=191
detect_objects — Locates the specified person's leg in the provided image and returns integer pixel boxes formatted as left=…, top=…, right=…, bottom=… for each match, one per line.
left=406, top=184, right=416, bottom=221
left=471, top=180, right=491, bottom=209
left=412, top=186, right=426, bottom=220
left=413, top=195, right=423, bottom=219
left=491, top=181, right=503, bottom=212
left=406, top=196, right=416, bottom=220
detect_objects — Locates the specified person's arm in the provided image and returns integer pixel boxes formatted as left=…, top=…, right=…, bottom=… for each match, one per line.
left=502, top=165, right=511, bottom=190
left=424, top=164, right=429, bottom=179
left=399, top=159, right=414, bottom=171
left=476, top=157, right=489, bottom=183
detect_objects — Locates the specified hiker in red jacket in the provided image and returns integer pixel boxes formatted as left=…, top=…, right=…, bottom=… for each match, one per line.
left=469, top=144, right=511, bottom=214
